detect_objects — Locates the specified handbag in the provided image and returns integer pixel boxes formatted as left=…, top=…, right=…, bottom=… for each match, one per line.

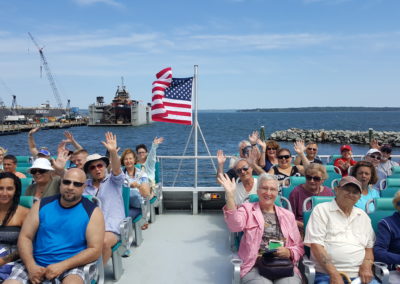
left=256, top=254, right=294, bottom=280
left=255, top=210, right=294, bottom=280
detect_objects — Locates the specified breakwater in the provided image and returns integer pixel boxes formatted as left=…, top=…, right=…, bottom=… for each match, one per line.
left=269, top=128, right=400, bottom=146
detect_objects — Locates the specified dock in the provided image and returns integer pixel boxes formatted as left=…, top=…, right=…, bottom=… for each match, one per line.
left=0, top=121, right=87, bottom=136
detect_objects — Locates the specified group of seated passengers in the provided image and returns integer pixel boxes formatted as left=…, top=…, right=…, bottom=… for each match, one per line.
left=0, top=130, right=163, bottom=283
left=221, top=171, right=400, bottom=284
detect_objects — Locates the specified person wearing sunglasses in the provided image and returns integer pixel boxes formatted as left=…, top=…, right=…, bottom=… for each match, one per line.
left=289, top=164, right=334, bottom=232
left=228, top=159, right=258, bottom=205
left=268, top=142, right=308, bottom=183
left=83, top=132, right=125, bottom=266
left=25, top=158, right=60, bottom=199
left=364, top=149, right=387, bottom=191
left=378, top=144, right=399, bottom=176
left=294, top=141, right=323, bottom=166
left=350, top=161, right=380, bottom=212
left=5, top=168, right=104, bottom=284
left=217, top=140, right=252, bottom=181
left=261, top=140, right=280, bottom=172
left=374, top=190, right=400, bottom=284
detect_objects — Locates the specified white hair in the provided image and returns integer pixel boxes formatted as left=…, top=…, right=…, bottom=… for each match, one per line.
left=238, top=140, right=251, bottom=149
left=257, top=173, right=279, bottom=190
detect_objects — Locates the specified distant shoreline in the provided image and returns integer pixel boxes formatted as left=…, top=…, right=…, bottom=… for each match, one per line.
left=237, top=107, right=400, bottom=112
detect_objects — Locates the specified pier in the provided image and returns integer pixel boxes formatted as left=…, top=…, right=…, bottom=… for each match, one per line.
left=0, top=121, right=87, bottom=136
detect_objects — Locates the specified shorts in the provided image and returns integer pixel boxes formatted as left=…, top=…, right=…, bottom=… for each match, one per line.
left=8, top=261, right=96, bottom=284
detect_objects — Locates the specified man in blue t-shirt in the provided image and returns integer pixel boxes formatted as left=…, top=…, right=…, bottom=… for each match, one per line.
left=5, top=168, right=104, bottom=284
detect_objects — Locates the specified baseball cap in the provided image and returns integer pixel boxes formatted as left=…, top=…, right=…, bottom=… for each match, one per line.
left=340, top=145, right=352, bottom=152
left=38, top=148, right=51, bottom=157
left=366, top=149, right=381, bottom=156
left=338, top=176, right=362, bottom=192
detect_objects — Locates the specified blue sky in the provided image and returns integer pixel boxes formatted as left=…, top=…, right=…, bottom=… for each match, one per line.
left=0, top=0, right=399, bottom=110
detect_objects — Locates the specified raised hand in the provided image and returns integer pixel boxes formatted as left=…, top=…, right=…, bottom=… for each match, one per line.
left=249, top=131, right=259, bottom=145
left=217, top=173, right=236, bottom=195
left=101, top=132, right=118, bottom=152
left=293, top=140, right=306, bottom=155
left=63, top=131, right=74, bottom=143
left=153, top=137, right=164, bottom=145
left=29, top=127, right=40, bottom=135
left=247, top=147, right=259, bottom=167
left=257, top=139, right=266, bottom=151
left=370, top=138, right=380, bottom=150
left=217, top=150, right=227, bottom=165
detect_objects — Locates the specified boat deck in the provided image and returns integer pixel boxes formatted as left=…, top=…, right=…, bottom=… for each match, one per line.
left=104, top=212, right=232, bottom=284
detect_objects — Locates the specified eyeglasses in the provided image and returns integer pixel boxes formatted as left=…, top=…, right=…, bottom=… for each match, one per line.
left=31, top=169, right=49, bottom=175
left=89, top=163, right=104, bottom=171
left=369, top=155, right=381, bottom=160
left=306, top=175, right=322, bottom=182
left=236, top=166, right=249, bottom=174
left=62, top=179, right=85, bottom=187
left=278, top=155, right=290, bottom=160
left=266, top=147, right=276, bottom=151
left=307, top=148, right=317, bottom=151
left=137, top=151, right=147, bottom=154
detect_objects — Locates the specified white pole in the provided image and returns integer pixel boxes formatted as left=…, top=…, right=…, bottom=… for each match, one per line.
left=193, top=65, right=198, bottom=214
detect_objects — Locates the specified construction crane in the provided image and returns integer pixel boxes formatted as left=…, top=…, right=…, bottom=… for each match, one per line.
left=28, top=32, right=64, bottom=109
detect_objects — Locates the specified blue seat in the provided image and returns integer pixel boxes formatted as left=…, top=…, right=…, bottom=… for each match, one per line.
left=327, top=155, right=342, bottom=165
left=16, top=166, right=32, bottom=177
left=389, top=166, right=400, bottom=178
left=20, top=177, right=33, bottom=195
left=380, top=178, right=400, bottom=197
left=366, top=198, right=396, bottom=232
left=19, top=196, right=34, bottom=208
left=324, top=165, right=342, bottom=188
left=281, top=176, right=306, bottom=199
left=15, top=155, right=31, bottom=163
left=122, top=186, right=144, bottom=247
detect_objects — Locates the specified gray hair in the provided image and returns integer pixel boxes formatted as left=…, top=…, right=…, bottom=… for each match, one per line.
left=238, top=140, right=251, bottom=149
left=233, top=158, right=249, bottom=169
left=257, top=173, right=279, bottom=190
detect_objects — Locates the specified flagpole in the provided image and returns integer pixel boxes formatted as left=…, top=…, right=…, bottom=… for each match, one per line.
left=193, top=65, right=198, bottom=214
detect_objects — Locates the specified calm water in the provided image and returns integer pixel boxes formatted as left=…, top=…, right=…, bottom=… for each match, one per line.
left=1, top=111, right=400, bottom=157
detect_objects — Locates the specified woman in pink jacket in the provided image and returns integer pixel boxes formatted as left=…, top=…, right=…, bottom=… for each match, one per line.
left=220, top=173, right=304, bottom=283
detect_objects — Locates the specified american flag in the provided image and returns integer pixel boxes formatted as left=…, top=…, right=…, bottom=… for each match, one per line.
left=151, top=67, right=193, bottom=125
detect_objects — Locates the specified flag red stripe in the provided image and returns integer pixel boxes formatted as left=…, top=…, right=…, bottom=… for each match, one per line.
left=167, top=111, right=192, bottom=117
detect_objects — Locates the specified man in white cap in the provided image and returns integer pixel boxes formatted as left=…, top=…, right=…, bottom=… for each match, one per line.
left=305, top=176, right=377, bottom=284
left=83, top=132, right=124, bottom=265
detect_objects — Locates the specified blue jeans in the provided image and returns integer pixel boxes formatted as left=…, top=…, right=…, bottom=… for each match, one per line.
left=315, top=272, right=380, bottom=284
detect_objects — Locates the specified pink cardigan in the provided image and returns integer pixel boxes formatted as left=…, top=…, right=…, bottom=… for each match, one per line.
left=224, top=202, right=304, bottom=278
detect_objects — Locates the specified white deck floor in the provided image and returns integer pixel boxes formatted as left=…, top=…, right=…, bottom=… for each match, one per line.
left=104, top=212, right=233, bottom=284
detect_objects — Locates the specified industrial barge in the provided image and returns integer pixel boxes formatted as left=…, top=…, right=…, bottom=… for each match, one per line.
left=88, top=79, right=152, bottom=126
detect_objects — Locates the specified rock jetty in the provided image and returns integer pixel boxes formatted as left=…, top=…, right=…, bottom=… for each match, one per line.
left=269, top=128, right=400, bottom=146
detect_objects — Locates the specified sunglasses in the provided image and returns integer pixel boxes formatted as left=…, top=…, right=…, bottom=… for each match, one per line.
left=31, top=169, right=49, bottom=175
left=62, top=179, right=85, bottom=187
left=307, top=148, right=317, bottom=151
left=306, top=175, right=322, bottom=182
left=369, top=155, right=381, bottom=160
left=266, top=147, right=276, bottom=151
left=89, top=163, right=104, bottom=171
left=278, top=155, right=291, bottom=160
left=236, top=166, right=249, bottom=174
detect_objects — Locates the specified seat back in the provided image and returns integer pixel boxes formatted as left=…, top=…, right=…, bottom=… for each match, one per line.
left=303, top=196, right=335, bottom=230
left=327, top=155, right=342, bottom=165
left=281, top=176, right=306, bottom=199
left=16, top=166, right=31, bottom=177
left=20, top=177, right=33, bottom=195
left=389, top=166, right=400, bottom=178
left=367, top=198, right=396, bottom=232
left=324, top=165, right=342, bottom=188
left=122, top=186, right=130, bottom=218
left=15, top=156, right=31, bottom=164
left=19, top=196, right=34, bottom=208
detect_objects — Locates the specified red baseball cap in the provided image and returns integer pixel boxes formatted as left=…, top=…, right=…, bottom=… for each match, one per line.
left=340, top=145, right=352, bottom=152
